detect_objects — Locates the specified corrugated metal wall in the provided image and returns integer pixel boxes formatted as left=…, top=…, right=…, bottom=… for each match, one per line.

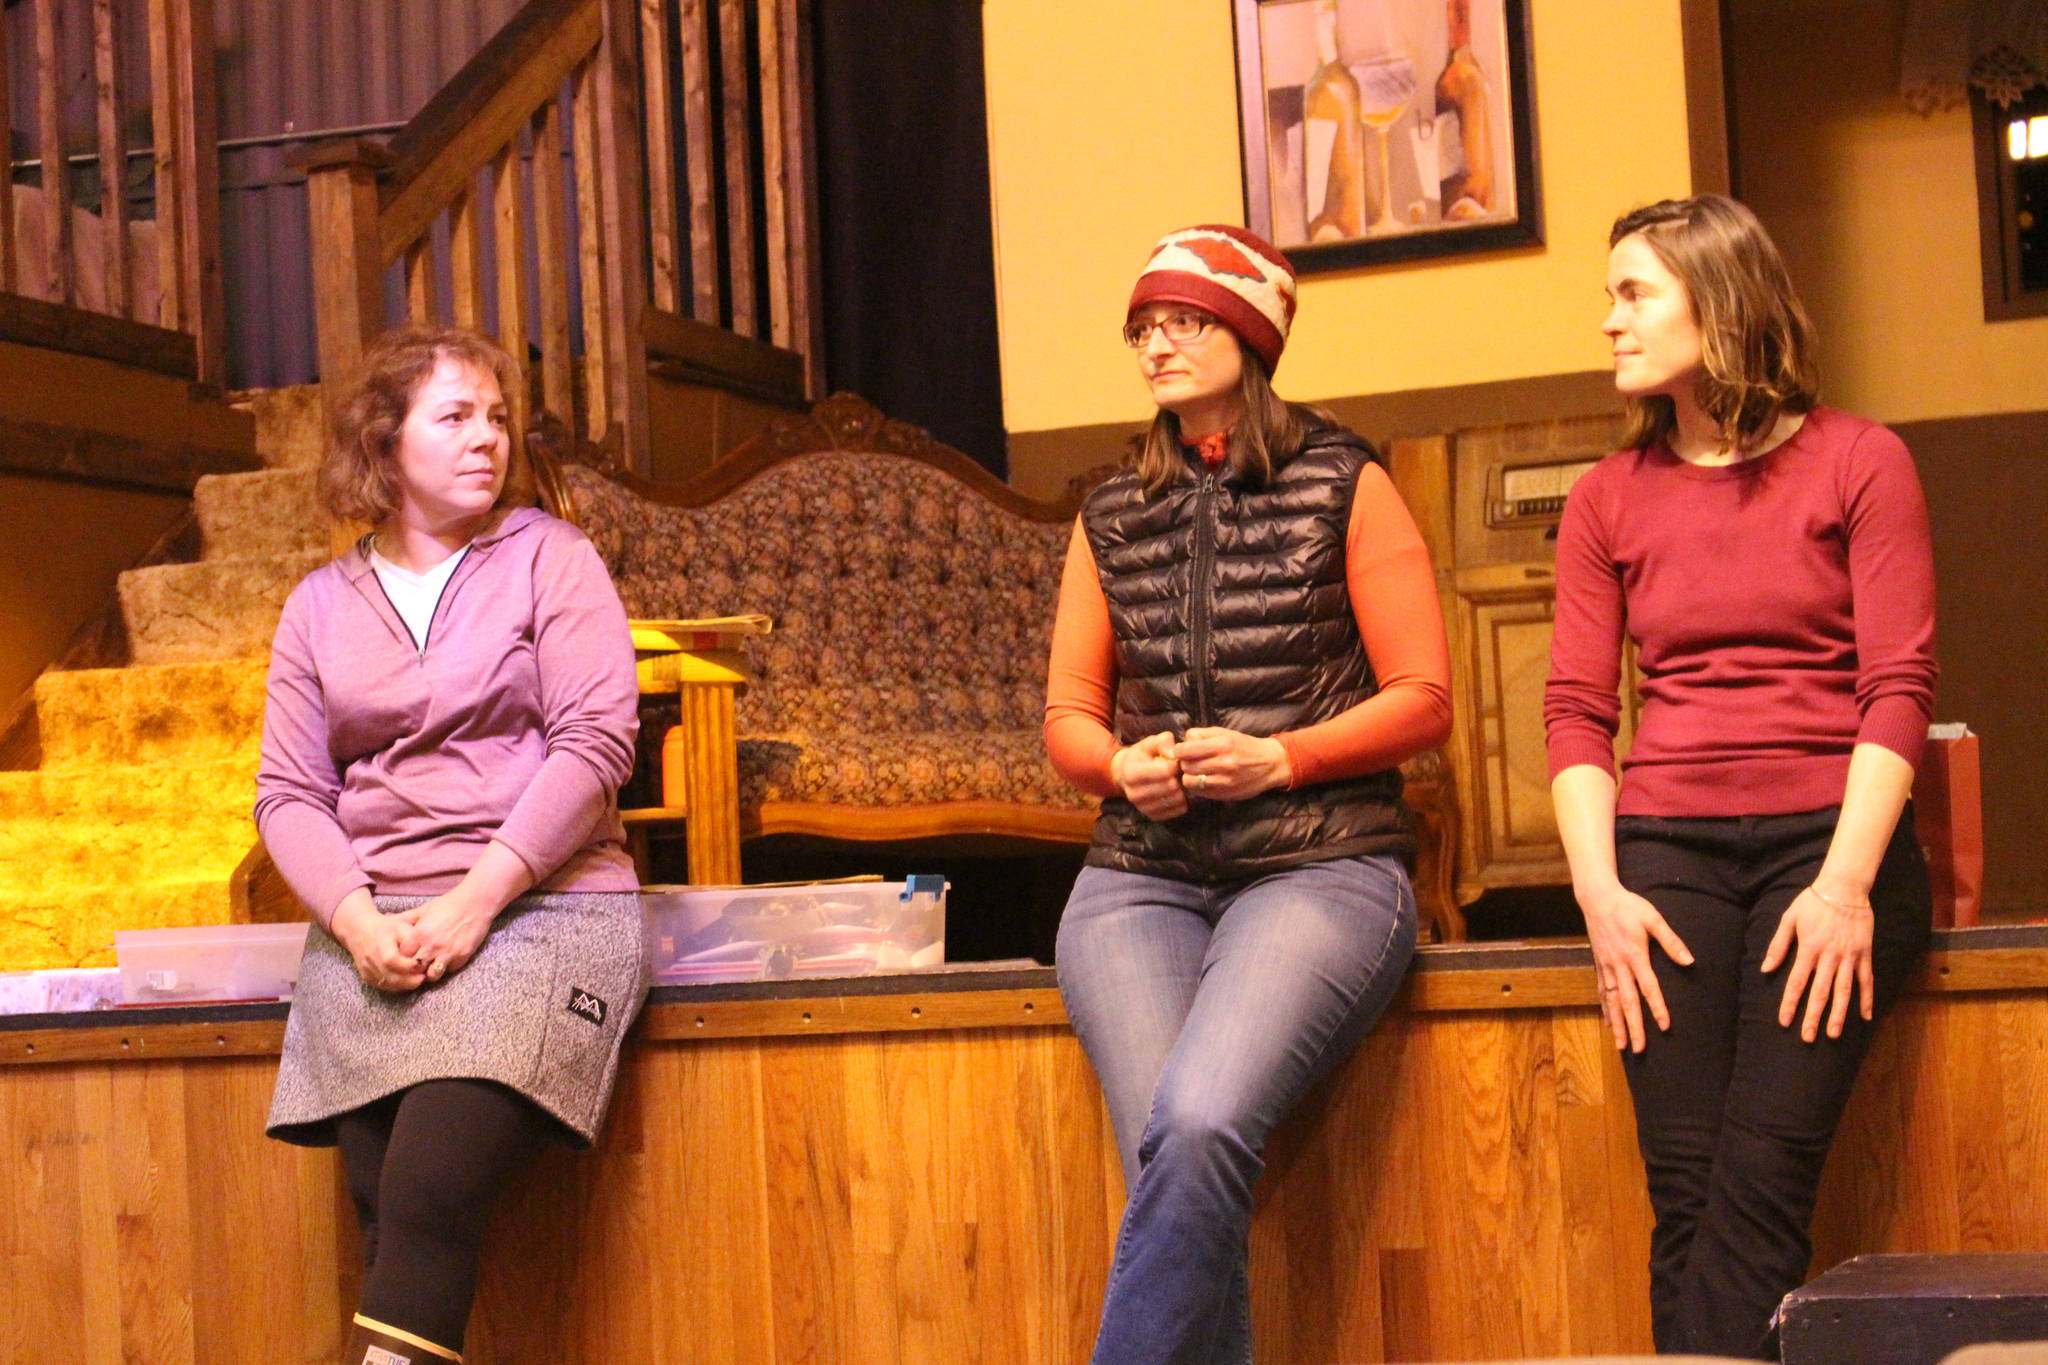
left=211, top=0, right=527, bottom=387
left=7, top=0, right=529, bottom=386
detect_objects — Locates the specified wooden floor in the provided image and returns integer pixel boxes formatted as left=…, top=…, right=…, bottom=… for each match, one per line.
left=5, top=934, right=2048, bottom=1363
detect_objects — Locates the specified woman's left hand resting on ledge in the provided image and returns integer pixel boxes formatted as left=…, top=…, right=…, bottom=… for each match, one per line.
left=395, top=840, right=536, bottom=983
left=1176, top=726, right=1293, bottom=802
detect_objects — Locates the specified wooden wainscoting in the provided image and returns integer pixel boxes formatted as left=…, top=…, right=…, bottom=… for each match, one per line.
left=5, top=940, right=2048, bottom=1363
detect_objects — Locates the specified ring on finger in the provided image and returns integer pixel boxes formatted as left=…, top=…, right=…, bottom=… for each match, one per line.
left=426, top=958, right=448, bottom=982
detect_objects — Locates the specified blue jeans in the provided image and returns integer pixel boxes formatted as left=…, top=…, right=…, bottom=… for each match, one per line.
left=1056, top=854, right=1417, bottom=1365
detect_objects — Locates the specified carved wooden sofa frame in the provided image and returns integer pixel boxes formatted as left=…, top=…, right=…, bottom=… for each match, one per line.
left=557, top=394, right=1459, bottom=940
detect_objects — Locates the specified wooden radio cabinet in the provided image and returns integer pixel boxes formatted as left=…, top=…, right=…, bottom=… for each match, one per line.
left=1390, top=414, right=1640, bottom=911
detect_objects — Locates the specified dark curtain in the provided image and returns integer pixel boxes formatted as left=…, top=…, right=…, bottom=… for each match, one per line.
left=812, top=0, right=1007, bottom=477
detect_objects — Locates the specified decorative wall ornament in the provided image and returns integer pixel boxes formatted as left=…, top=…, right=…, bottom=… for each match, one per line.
left=1901, top=0, right=2048, bottom=114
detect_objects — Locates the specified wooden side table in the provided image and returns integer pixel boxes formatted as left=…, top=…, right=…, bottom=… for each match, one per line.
left=629, top=626, right=753, bottom=886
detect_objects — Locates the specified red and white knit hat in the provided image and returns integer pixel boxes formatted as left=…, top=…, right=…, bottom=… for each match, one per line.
left=1127, top=224, right=1299, bottom=372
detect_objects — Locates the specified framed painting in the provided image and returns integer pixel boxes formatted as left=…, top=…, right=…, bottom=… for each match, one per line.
left=1233, top=0, right=1541, bottom=271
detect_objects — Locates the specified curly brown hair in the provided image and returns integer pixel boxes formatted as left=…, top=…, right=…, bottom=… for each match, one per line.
left=319, top=326, right=522, bottom=524
left=1608, top=194, right=1819, bottom=454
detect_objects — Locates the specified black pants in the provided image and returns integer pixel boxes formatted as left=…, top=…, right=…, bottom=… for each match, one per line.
left=334, top=1078, right=559, bottom=1353
left=1614, top=805, right=1931, bottom=1360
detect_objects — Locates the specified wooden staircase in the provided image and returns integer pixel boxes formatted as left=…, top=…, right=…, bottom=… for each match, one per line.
left=0, top=0, right=826, bottom=970
left=0, top=388, right=327, bottom=968
left=117, top=390, right=326, bottom=665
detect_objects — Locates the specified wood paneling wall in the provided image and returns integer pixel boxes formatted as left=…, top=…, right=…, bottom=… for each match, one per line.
left=7, top=982, right=2048, bottom=1363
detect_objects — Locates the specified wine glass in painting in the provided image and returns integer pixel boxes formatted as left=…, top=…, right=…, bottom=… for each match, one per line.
left=1352, top=52, right=1415, bottom=235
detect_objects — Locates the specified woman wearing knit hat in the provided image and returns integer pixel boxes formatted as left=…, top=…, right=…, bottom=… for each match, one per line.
left=1044, top=223, right=1452, bottom=1364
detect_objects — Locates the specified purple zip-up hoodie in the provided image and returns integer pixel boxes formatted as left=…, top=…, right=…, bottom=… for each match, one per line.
left=255, top=506, right=639, bottom=926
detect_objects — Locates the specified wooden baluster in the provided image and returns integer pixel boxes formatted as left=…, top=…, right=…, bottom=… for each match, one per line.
left=776, top=0, right=823, bottom=395
left=678, top=0, right=719, bottom=325
left=592, top=0, right=652, bottom=472
left=492, top=139, right=530, bottom=435
left=494, top=138, right=536, bottom=509
left=640, top=0, right=681, bottom=314
left=0, top=9, right=15, bottom=295
left=755, top=0, right=789, bottom=349
left=146, top=0, right=180, bottom=329
left=449, top=178, right=486, bottom=330
left=147, top=0, right=226, bottom=380
left=35, top=0, right=74, bottom=305
left=171, top=0, right=224, bottom=379
left=404, top=235, right=440, bottom=325
left=92, top=0, right=131, bottom=320
left=716, top=0, right=756, bottom=337
left=531, top=99, right=577, bottom=428
left=570, top=56, right=610, bottom=441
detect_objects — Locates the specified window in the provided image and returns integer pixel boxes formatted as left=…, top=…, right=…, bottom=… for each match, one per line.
left=1973, top=84, right=2048, bottom=319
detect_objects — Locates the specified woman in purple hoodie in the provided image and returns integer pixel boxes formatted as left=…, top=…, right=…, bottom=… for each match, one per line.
left=257, top=326, right=647, bottom=1365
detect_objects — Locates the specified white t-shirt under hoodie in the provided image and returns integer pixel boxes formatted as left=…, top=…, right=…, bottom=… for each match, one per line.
left=368, top=540, right=469, bottom=651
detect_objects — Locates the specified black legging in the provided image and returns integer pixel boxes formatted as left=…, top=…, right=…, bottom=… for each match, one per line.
left=335, top=1078, right=558, bottom=1353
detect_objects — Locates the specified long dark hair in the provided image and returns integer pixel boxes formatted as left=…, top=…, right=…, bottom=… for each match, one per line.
left=1130, top=337, right=1331, bottom=494
left=1609, top=194, right=1819, bottom=453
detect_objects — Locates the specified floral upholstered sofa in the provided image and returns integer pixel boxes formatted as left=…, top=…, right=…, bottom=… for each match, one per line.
left=560, top=395, right=1097, bottom=845
left=557, top=394, right=1457, bottom=938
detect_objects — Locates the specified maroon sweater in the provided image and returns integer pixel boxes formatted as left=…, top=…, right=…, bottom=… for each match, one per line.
left=1544, top=405, right=1937, bottom=816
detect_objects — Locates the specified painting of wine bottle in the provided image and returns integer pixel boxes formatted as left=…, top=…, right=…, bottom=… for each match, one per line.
left=1235, top=0, right=1542, bottom=271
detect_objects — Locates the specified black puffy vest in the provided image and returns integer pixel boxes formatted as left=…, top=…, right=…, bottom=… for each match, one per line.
left=1080, top=428, right=1410, bottom=882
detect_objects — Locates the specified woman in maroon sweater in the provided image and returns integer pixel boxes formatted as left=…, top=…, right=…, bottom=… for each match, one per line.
left=1545, top=194, right=1936, bottom=1359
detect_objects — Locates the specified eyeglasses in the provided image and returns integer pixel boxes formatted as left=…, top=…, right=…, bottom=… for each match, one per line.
left=1123, top=311, right=1215, bottom=349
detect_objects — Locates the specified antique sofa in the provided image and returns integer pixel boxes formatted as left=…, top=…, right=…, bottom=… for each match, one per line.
left=557, top=394, right=1458, bottom=939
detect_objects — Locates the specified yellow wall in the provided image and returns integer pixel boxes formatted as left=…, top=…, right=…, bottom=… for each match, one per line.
left=1732, top=0, right=2048, bottom=424
left=983, top=0, right=1696, bottom=435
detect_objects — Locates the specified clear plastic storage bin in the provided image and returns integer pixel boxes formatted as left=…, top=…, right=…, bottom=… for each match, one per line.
left=114, top=923, right=311, bottom=1004
left=0, top=967, right=123, bottom=1015
left=643, top=876, right=946, bottom=984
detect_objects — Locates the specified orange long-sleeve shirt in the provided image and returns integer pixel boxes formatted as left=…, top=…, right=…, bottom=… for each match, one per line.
left=1043, top=462, right=1452, bottom=797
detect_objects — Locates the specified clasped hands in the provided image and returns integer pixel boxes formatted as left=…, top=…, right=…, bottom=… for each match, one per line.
left=1109, top=727, right=1293, bottom=821
left=329, top=888, right=498, bottom=994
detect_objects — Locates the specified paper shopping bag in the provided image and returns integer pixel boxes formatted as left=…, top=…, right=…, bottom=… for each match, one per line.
left=1914, top=724, right=1983, bottom=928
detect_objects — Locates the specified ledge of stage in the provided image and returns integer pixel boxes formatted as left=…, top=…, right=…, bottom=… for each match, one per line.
left=5, top=925, right=2047, bottom=1064
left=7, top=926, right=2048, bottom=1363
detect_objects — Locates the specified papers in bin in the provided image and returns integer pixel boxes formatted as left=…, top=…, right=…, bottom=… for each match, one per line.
left=649, top=876, right=946, bottom=984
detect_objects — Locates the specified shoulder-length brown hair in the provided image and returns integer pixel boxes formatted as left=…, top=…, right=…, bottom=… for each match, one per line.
left=319, top=326, right=522, bottom=525
left=1130, top=337, right=1331, bottom=494
left=1609, top=194, right=1819, bottom=453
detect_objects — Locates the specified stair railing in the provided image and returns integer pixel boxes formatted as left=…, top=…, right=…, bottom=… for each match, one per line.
left=1, top=0, right=227, bottom=383
left=298, top=0, right=823, bottom=490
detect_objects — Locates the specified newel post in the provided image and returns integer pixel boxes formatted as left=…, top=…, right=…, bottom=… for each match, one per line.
left=294, top=138, right=397, bottom=390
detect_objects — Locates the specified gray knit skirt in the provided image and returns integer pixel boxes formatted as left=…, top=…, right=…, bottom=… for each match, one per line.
left=267, top=890, right=649, bottom=1149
